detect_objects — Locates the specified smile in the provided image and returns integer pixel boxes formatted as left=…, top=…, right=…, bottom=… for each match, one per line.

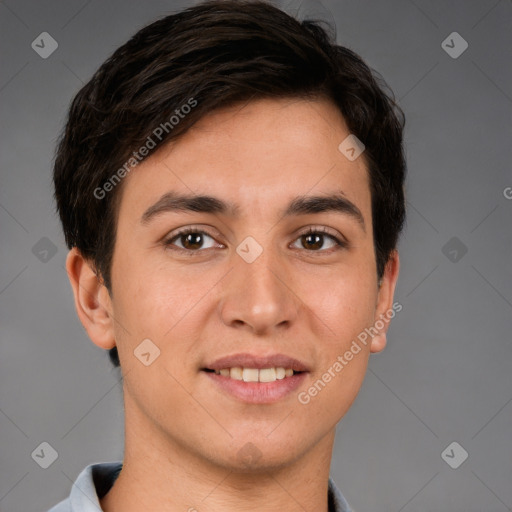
left=201, top=368, right=308, bottom=404
left=205, top=366, right=298, bottom=382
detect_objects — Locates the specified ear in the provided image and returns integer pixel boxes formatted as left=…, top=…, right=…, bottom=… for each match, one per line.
left=65, top=247, right=116, bottom=350
left=370, top=250, right=400, bottom=354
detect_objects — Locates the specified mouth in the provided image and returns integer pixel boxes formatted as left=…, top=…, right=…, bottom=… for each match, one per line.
left=200, top=352, right=310, bottom=403
left=200, top=366, right=309, bottom=404
left=201, top=367, right=304, bottom=383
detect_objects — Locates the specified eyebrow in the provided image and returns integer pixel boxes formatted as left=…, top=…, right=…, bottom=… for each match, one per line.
left=140, top=191, right=365, bottom=231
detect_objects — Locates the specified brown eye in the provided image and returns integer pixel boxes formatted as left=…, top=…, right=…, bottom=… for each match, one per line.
left=180, top=232, right=205, bottom=250
left=165, top=229, right=218, bottom=251
left=301, top=233, right=325, bottom=250
left=292, top=228, right=344, bottom=252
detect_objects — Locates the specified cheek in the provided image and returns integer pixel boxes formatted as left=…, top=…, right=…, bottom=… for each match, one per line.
left=110, top=257, right=225, bottom=373
left=112, top=255, right=192, bottom=333
left=305, top=263, right=378, bottom=341
left=311, top=265, right=377, bottom=412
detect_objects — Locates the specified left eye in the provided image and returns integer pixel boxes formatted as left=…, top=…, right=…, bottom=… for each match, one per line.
left=290, top=230, right=342, bottom=251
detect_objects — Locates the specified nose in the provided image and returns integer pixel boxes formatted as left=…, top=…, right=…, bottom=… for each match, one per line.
left=218, top=246, right=300, bottom=335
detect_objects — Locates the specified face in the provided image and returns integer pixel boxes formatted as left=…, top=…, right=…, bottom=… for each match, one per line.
left=70, top=97, right=399, bottom=471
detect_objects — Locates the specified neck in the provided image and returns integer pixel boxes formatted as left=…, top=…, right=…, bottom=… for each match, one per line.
left=100, top=390, right=336, bottom=512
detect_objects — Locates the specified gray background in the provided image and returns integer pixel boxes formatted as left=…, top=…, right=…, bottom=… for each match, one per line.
left=0, top=0, right=511, bottom=510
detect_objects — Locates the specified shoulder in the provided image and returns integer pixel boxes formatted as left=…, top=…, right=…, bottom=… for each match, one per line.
left=45, top=461, right=123, bottom=512
left=46, top=497, right=71, bottom=512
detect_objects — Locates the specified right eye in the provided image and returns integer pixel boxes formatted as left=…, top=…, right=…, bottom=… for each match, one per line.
left=163, top=227, right=224, bottom=253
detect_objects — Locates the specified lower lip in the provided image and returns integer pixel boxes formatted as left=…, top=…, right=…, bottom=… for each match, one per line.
left=202, top=371, right=308, bottom=404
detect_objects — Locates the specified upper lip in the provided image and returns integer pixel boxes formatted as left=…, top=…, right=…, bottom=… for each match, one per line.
left=203, top=353, right=310, bottom=372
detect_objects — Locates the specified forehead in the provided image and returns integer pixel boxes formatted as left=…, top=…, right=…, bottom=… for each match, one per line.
left=117, top=97, right=371, bottom=222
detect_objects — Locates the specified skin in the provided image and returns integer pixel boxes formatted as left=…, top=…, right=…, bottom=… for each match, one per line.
left=66, top=97, right=399, bottom=512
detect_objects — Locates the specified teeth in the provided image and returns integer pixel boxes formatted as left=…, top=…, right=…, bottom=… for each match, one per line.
left=259, top=368, right=276, bottom=382
left=230, top=367, right=243, bottom=380
left=242, top=368, right=259, bottom=382
left=276, top=367, right=286, bottom=379
left=212, top=367, right=297, bottom=382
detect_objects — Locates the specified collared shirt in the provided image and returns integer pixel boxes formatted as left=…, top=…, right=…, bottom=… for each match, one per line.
left=47, top=461, right=354, bottom=512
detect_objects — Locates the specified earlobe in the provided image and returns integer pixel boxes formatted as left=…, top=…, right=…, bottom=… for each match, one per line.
left=65, top=248, right=116, bottom=350
left=370, top=250, right=400, bottom=354
left=370, top=332, right=387, bottom=353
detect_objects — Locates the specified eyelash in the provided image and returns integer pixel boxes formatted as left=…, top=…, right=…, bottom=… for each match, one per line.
left=163, top=226, right=347, bottom=255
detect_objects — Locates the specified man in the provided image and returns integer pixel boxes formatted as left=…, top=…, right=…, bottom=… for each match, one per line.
left=49, top=1, right=406, bottom=510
